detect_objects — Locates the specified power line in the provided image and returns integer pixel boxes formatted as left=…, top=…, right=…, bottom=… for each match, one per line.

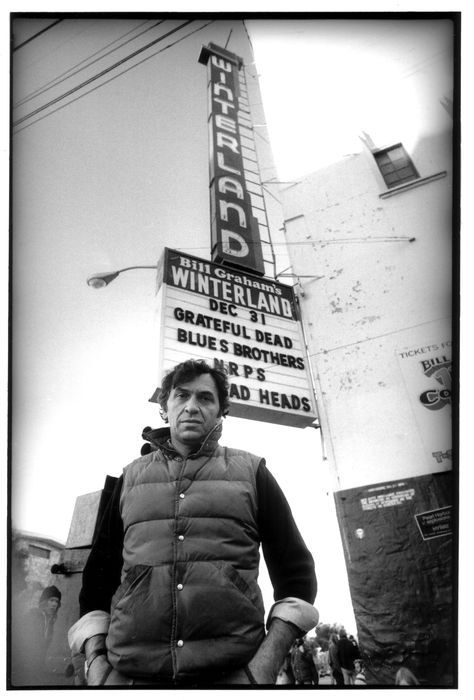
left=262, top=185, right=282, bottom=205
left=13, top=19, right=63, bottom=52
left=224, top=29, right=233, bottom=49
left=307, top=317, right=452, bottom=358
left=13, top=20, right=214, bottom=135
left=241, top=20, right=256, bottom=64
left=172, top=236, right=414, bottom=251
left=14, top=19, right=161, bottom=109
left=253, top=129, right=270, bottom=146
left=257, top=316, right=451, bottom=372
left=13, top=20, right=193, bottom=128
left=281, top=237, right=416, bottom=245
left=399, top=48, right=451, bottom=82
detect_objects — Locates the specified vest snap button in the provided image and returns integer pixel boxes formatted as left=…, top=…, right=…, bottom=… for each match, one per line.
left=178, top=535, right=184, bottom=541
left=179, top=493, right=185, bottom=499
left=177, top=640, right=184, bottom=647
left=177, top=583, right=183, bottom=590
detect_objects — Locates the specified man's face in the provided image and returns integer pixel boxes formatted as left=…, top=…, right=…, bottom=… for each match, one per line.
left=166, top=373, right=221, bottom=454
left=45, top=597, right=60, bottom=614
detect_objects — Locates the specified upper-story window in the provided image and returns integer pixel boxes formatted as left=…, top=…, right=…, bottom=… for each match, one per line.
left=373, top=144, right=419, bottom=189
left=28, top=544, right=50, bottom=559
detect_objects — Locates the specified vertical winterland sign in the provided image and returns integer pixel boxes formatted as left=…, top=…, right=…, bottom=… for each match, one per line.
left=153, top=248, right=318, bottom=428
left=198, top=42, right=265, bottom=276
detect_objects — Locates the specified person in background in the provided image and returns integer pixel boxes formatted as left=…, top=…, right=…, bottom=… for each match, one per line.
left=291, top=637, right=319, bottom=685
left=315, top=647, right=331, bottom=679
left=328, top=632, right=344, bottom=686
left=337, top=628, right=360, bottom=685
left=68, top=359, right=318, bottom=686
left=11, top=585, right=62, bottom=686
left=354, top=658, right=367, bottom=685
left=395, top=667, right=420, bottom=685
left=308, top=638, right=321, bottom=685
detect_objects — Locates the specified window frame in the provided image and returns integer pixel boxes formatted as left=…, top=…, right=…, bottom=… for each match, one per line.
left=28, top=544, right=51, bottom=559
left=373, top=143, right=420, bottom=190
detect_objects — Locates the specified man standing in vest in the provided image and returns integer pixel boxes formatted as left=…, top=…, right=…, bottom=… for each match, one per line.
left=68, top=359, right=318, bottom=686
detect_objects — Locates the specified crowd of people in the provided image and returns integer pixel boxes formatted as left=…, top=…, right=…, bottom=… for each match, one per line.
left=327, top=627, right=363, bottom=685
left=275, top=626, right=421, bottom=686
left=275, top=627, right=365, bottom=686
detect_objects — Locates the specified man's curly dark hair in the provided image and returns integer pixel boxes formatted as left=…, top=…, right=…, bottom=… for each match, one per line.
left=157, top=359, right=230, bottom=422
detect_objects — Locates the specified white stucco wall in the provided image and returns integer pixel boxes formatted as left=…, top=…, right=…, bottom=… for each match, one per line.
left=281, top=128, right=453, bottom=490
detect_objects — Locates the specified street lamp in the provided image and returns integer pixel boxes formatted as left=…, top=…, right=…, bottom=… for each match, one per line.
left=86, top=265, right=321, bottom=289
left=87, top=265, right=157, bottom=289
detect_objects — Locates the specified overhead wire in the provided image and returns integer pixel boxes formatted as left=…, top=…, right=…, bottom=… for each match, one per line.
left=224, top=28, right=233, bottom=49
left=399, top=49, right=452, bottom=81
left=13, top=20, right=215, bottom=136
left=14, top=19, right=161, bottom=109
left=171, top=236, right=415, bottom=252
left=241, top=20, right=256, bottom=62
left=307, top=317, right=452, bottom=358
left=239, top=19, right=280, bottom=277
left=13, top=19, right=63, bottom=52
left=253, top=129, right=270, bottom=146
left=256, top=316, right=452, bottom=373
left=279, top=237, right=415, bottom=244
left=13, top=20, right=193, bottom=129
left=262, top=185, right=282, bottom=205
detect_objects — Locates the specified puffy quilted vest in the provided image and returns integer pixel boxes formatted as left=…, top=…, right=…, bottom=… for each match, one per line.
left=106, top=440, right=265, bottom=682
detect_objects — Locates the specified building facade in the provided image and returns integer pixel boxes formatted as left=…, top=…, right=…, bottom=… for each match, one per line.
left=11, top=530, right=65, bottom=606
left=280, top=109, right=454, bottom=684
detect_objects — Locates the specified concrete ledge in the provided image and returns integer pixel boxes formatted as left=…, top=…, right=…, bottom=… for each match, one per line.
left=379, top=171, right=447, bottom=199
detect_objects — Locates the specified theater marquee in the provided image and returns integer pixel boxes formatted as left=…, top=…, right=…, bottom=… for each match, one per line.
left=152, top=248, right=318, bottom=428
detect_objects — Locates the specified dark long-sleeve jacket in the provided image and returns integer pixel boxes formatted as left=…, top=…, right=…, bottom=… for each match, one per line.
left=338, top=636, right=359, bottom=670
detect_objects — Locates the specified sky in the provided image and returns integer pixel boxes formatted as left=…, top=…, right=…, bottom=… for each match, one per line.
left=250, top=18, right=453, bottom=180
left=6, top=10, right=460, bottom=642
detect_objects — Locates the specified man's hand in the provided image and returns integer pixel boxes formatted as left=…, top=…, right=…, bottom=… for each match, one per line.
left=222, top=618, right=299, bottom=685
left=248, top=618, right=299, bottom=684
left=84, top=633, right=111, bottom=686
left=246, top=659, right=276, bottom=685
left=86, top=654, right=113, bottom=686
left=220, top=661, right=276, bottom=685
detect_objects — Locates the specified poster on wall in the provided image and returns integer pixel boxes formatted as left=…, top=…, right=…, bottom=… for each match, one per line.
left=334, top=471, right=454, bottom=685
left=397, top=339, right=452, bottom=471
